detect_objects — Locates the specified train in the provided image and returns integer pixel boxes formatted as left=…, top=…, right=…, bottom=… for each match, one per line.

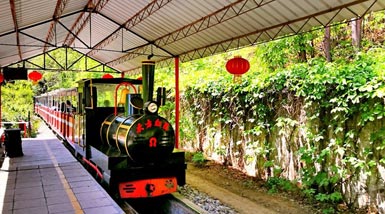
left=34, top=61, right=186, bottom=198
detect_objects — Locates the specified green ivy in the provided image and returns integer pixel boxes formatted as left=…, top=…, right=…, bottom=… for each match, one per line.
left=183, top=47, right=385, bottom=210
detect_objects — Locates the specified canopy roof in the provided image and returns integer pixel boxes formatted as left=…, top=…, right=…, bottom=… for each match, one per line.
left=0, top=0, right=384, bottom=73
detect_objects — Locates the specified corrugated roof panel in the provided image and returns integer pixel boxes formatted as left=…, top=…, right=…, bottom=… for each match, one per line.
left=315, top=11, right=341, bottom=26
left=98, top=43, right=172, bottom=68
left=73, top=47, right=88, bottom=55
left=338, top=8, right=360, bottom=21
left=374, top=0, right=385, bottom=10
left=216, top=16, right=256, bottom=38
left=62, top=0, right=88, bottom=15
left=0, top=46, right=18, bottom=60
left=19, top=33, right=45, bottom=49
left=289, top=1, right=311, bottom=16
left=121, top=29, right=149, bottom=52
left=57, top=14, right=89, bottom=48
left=116, top=59, right=143, bottom=71
left=15, top=0, right=56, bottom=28
left=1, top=0, right=385, bottom=71
left=92, top=50, right=126, bottom=64
left=277, top=1, right=302, bottom=18
left=321, top=0, right=344, bottom=9
left=22, top=22, right=51, bottom=46
left=263, top=3, right=288, bottom=25
left=162, top=34, right=209, bottom=56
left=55, top=16, right=79, bottom=47
left=159, top=1, right=294, bottom=56
left=272, top=1, right=296, bottom=20
left=289, top=20, right=312, bottom=34
left=0, top=1, right=14, bottom=33
left=101, top=0, right=151, bottom=25
left=0, top=54, right=20, bottom=67
left=251, top=6, right=278, bottom=27
left=349, top=1, right=384, bottom=17
left=74, top=13, right=120, bottom=48
left=299, top=0, right=324, bottom=16
left=0, top=32, right=17, bottom=46
left=18, top=47, right=44, bottom=62
left=130, top=0, right=234, bottom=41
left=0, top=33, right=19, bottom=66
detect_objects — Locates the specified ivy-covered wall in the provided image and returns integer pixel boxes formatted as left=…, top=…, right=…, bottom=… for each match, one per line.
left=182, top=49, right=385, bottom=211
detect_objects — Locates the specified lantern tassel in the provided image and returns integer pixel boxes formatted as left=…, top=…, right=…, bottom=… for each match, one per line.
left=233, top=74, right=242, bottom=83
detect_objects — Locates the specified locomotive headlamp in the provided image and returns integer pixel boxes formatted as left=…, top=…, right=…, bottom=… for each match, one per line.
left=148, top=102, right=158, bottom=113
left=144, top=101, right=158, bottom=114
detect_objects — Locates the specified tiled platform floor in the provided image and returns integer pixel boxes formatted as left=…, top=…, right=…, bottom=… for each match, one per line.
left=0, top=123, right=124, bottom=214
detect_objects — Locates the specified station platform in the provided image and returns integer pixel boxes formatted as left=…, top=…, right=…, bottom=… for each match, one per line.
left=0, top=123, right=124, bottom=214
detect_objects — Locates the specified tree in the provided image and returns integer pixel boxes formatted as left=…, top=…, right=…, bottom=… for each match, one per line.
left=351, top=18, right=362, bottom=50
left=323, top=25, right=332, bottom=62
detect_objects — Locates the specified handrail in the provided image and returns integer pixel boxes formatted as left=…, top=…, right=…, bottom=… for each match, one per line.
left=114, top=82, right=137, bottom=116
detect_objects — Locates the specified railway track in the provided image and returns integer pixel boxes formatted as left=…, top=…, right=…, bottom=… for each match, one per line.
left=121, top=192, right=207, bottom=214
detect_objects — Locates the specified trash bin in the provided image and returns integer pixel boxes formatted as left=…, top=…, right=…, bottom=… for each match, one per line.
left=4, top=128, right=23, bottom=157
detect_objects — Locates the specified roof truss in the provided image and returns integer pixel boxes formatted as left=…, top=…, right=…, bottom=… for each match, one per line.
left=7, top=47, right=119, bottom=73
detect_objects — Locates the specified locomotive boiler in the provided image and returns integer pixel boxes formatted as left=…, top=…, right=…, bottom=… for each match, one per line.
left=100, top=61, right=175, bottom=163
left=100, top=110, right=175, bottom=163
left=34, top=60, right=186, bottom=199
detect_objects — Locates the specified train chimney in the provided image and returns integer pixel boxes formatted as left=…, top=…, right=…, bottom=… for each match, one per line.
left=141, top=61, right=155, bottom=103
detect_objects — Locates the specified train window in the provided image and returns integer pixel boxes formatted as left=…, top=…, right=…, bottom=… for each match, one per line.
left=83, top=83, right=140, bottom=109
left=85, top=87, right=97, bottom=109
left=96, top=84, right=116, bottom=107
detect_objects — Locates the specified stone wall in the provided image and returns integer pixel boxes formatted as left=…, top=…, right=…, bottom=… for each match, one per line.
left=187, top=97, right=385, bottom=211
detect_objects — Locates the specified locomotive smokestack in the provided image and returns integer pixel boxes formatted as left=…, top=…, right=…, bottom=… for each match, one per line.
left=142, top=61, right=155, bottom=103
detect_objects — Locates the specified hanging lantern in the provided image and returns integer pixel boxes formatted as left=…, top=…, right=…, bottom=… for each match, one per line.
left=226, top=56, right=250, bottom=82
left=28, top=70, right=43, bottom=82
left=102, top=73, right=113, bottom=79
left=0, top=73, right=3, bottom=83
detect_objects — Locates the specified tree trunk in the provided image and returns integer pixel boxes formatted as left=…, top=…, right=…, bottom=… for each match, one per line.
left=324, top=26, right=332, bottom=62
left=351, top=18, right=362, bottom=50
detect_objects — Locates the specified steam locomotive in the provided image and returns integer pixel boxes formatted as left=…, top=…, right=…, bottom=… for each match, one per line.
left=34, top=61, right=186, bottom=198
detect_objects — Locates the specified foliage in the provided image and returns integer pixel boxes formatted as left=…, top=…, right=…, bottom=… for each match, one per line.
left=29, top=48, right=111, bottom=95
left=182, top=43, right=385, bottom=210
left=265, top=177, right=295, bottom=194
left=191, top=151, right=207, bottom=167
left=0, top=80, right=41, bottom=136
left=1, top=48, right=104, bottom=134
left=1, top=81, right=34, bottom=122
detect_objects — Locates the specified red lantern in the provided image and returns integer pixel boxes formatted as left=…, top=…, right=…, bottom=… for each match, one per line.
left=102, top=73, right=113, bottom=79
left=28, top=70, right=43, bottom=82
left=226, top=56, right=250, bottom=82
left=0, top=73, right=3, bottom=83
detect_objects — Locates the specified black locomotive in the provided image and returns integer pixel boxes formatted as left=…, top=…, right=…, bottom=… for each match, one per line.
left=34, top=61, right=186, bottom=198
